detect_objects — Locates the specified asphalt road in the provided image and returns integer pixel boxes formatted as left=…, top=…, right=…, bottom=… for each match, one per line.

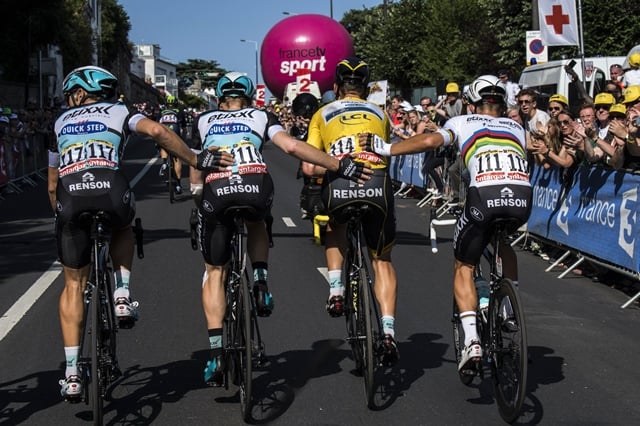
left=1, top=137, right=639, bottom=425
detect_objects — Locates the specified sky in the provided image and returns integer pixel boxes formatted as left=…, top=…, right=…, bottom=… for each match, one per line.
left=118, top=0, right=382, bottom=88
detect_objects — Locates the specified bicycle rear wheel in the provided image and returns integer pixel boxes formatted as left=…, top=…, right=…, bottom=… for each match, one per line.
left=490, top=278, right=528, bottom=423
left=344, top=250, right=364, bottom=370
left=238, top=273, right=253, bottom=422
left=358, top=264, right=375, bottom=408
left=90, top=282, right=104, bottom=425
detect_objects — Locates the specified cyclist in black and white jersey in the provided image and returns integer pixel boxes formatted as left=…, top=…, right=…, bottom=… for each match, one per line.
left=48, top=66, right=230, bottom=400
left=362, top=75, right=532, bottom=372
left=194, top=72, right=371, bottom=385
left=158, top=96, right=186, bottom=193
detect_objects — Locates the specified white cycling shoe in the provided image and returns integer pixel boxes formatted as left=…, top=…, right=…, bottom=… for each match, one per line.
left=115, top=297, right=139, bottom=322
left=458, top=340, right=482, bottom=372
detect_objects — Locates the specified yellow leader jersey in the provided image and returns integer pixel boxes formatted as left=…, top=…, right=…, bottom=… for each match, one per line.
left=306, top=96, right=390, bottom=169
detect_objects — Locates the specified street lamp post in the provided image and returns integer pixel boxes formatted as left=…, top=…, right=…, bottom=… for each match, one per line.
left=240, top=39, right=259, bottom=84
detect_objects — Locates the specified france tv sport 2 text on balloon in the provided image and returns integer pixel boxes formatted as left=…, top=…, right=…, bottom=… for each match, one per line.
left=261, top=14, right=354, bottom=97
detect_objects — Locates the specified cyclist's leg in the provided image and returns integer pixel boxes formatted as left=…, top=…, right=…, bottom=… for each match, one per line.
left=189, top=166, right=203, bottom=207
left=56, top=214, right=91, bottom=398
left=111, top=226, right=138, bottom=320
left=200, top=213, right=232, bottom=385
left=173, top=156, right=183, bottom=193
left=158, top=147, right=169, bottom=176
left=324, top=221, right=347, bottom=316
left=245, top=174, right=275, bottom=316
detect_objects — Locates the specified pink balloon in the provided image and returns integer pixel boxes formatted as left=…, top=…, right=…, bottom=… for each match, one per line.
left=261, top=14, right=354, bottom=98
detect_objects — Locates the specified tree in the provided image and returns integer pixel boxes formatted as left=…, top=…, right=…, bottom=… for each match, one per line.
left=176, top=59, right=227, bottom=90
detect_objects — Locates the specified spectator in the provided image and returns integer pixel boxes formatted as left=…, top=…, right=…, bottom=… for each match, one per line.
left=517, top=88, right=550, bottom=133
left=594, top=92, right=616, bottom=138
left=506, top=107, right=523, bottom=125
left=604, top=80, right=623, bottom=103
left=547, top=93, right=569, bottom=118
left=498, top=69, right=520, bottom=109
left=530, top=117, right=565, bottom=169
left=543, top=110, right=579, bottom=169
left=419, top=96, right=433, bottom=114
left=390, top=95, right=404, bottom=127
left=436, top=82, right=463, bottom=118
left=622, top=54, right=640, bottom=87
left=610, top=63, right=625, bottom=89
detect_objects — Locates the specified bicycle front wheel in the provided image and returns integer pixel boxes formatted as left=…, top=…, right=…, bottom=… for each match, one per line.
left=238, top=273, right=253, bottom=422
left=490, top=278, right=528, bottom=423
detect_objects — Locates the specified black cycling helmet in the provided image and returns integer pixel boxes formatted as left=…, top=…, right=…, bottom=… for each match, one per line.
left=335, top=56, right=370, bottom=86
left=291, top=93, right=319, bottom=119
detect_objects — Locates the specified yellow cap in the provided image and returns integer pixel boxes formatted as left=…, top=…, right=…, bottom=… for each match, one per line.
left=446, top=82, right=459, bottom=93
left=594, top=92, right=615, bottom=106
left=623, top=85, right=640, bottom=104
left=629, top=52, right=640, bottom=68
left=548, top=93, right=568, bottom=107
left=609, top=103, right=626, bottom=116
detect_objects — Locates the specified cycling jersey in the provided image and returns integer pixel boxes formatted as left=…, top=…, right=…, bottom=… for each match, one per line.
left=438, top=114, right=529, bottom=189
left=307, top=96, right=390, bottom=170
left=158, top=108, right=182, bottom=133
left=195, top=107, right=281, bottom=265
left=307, top=96, right=396, bottom=256
left=50, top=101, right=141, bottom=268
left=440, top=113, right=532, bottom=265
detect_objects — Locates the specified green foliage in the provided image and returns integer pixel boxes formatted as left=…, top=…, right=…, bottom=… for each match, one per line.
left=176, top=59, right=228, bottom=89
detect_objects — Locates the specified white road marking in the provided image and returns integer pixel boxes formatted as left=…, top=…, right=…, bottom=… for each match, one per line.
left=0, top=261, right=62, bottom=341
left=282, top=217, right=296, bottom=227
left=317, top=267, right=329, bottom=283
left=0, top=162, right=152, bottom=342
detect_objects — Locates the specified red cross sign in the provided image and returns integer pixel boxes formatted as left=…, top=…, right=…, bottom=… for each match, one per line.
left=545, top=5, right=570, bottom=34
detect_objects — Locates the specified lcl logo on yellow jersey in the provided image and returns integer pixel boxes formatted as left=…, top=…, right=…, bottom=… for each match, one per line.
left=339, top=113, right=371, bottom=124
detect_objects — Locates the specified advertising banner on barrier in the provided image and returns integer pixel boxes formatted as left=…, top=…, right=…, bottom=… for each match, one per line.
left=528, top=165, right=640, bottom=272
left=389, top=153, right=428, bottom=188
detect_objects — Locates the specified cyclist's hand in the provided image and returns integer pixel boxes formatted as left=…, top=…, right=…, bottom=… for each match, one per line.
left=337, top=155, right=372, bottom=184
left=196, top=147, right=234, bottom=171
left=358, top=132, right=392, bottom=156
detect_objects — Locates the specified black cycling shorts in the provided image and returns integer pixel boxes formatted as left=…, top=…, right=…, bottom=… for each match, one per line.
left=199, top=173, right=274, bottom=265
left=322, top=168, right=396, bottom=256
left=55, top=169, right=135, bottom=268
left=453, top=184, right=532, bottom=266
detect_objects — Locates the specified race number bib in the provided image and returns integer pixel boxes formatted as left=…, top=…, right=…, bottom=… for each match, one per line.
left=59, top=140, right=117, bottom=175
left=473, top=148, right=528, bottom=184
left=329, top=135, right=357, bottom=157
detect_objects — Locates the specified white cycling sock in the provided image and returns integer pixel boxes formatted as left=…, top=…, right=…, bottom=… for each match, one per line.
left=328, top=270, right=343, bottom=296
left=64, top=346, right=80, bottom=378
left=460, top=311, right=478, bottom=347
left=114, top=268, right=131, bottom=300
left=381, top=315, right=395, bottom=337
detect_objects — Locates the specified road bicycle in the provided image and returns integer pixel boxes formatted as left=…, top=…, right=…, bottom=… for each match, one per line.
left=451, top=218, right=528, bottom=423
left=341, top=204, right=384, bottom=408
left=75, top=212, right=144, bottom=425
left=166, top=153, right=177, bottom=204
left=220, top=206, right=267, bottom=422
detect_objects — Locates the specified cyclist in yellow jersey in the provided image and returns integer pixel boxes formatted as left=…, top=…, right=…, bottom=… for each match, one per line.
left=303, top=57, right=399, bottom=366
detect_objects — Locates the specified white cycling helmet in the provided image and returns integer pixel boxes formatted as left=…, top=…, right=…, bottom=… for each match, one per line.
left=466, top=75, right=506, bottom=105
